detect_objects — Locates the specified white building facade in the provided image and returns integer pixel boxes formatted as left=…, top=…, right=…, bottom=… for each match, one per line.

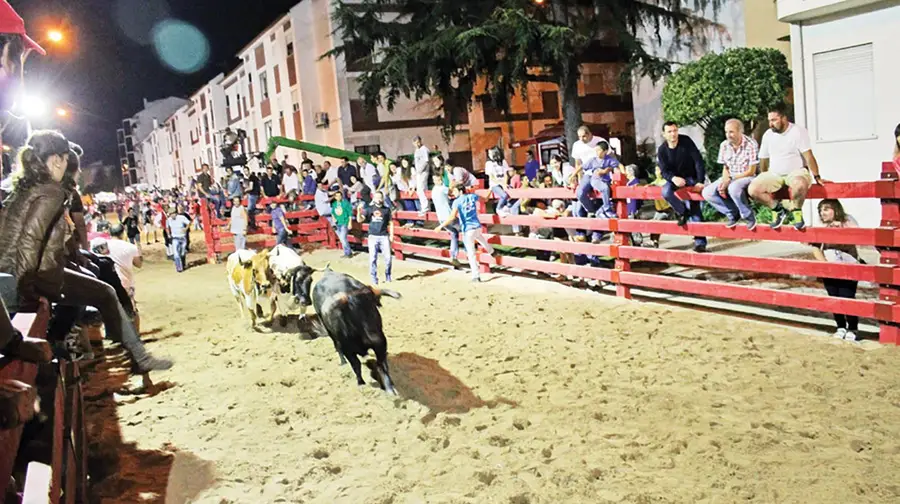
left=778, top=0, right=900, bottom=227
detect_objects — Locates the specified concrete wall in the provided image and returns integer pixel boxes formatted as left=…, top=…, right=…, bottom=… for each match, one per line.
left=745, top=0, right=792, bottom=67
left=785, top=1, right=900, bottom=227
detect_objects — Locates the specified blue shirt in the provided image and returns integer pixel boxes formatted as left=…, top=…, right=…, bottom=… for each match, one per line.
left=271, top=207, right=286, bottom=233
left=583, top=154, right=619, bottom=182
left=302, top=175, right=316, bottom=195
left=227, top=174, right=243, bottom=198
left=167, top=214, right=191, bottom=238
left=451, top=193, right=481, bottom=232
left=524, top=159, right=540, bottom=181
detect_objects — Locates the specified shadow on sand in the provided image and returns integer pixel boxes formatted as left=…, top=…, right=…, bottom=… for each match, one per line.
left=84, top=343, right=216, bottom=503
left=377, top=352, right=518, bottom=424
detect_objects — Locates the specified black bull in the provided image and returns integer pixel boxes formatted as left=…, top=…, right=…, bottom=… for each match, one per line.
left=311, top=268, right=401, bottom=395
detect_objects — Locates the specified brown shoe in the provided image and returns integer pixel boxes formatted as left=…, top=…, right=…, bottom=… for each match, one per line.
left=0, top=379, right=39, bottom=429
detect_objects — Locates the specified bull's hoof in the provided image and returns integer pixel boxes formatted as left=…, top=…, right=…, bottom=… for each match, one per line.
left=278, top=316, right=288, bottom=328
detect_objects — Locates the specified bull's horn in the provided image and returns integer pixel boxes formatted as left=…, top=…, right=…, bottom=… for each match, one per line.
left=374, top=288, right=402, bottom=300
left=311, top=262, right=331, bottom=272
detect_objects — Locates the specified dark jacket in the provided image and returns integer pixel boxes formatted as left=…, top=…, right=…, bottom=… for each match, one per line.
left=657, top=134, right=705, bottom=183
left=0, top=183, right=71, bottom=303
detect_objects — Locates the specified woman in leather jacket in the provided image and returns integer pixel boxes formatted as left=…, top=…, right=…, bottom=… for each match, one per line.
left=0, top=131, right=172, bottom=373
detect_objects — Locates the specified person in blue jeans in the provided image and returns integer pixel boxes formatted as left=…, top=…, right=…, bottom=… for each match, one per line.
left=166, top=208, right=192, bottom=272
left=657, top=121, right=708, bottom=252
left=270, top=202, right=290, bottom=246
left=358, top=190, right=393, bottom=284
left=430, top=171, right=461, bottom=268
left=435, top=183, right=498, bottom=282
left=331, top=191, right=353, bottom=257
left=574, top=141, right=618, bottom=243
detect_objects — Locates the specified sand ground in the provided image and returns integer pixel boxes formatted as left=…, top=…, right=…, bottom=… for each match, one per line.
left=83, top=244, right=900, bottom=504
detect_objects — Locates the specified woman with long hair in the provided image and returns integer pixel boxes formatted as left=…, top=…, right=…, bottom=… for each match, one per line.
left=812, top=199, right=861, bottom=341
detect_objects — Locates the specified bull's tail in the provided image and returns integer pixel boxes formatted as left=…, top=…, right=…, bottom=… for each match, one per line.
left=373, top=288, right=402, bottom=300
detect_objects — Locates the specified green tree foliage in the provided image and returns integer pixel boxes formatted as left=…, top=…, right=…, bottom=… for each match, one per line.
left=662, top=47, right=792, bottom=180
left=327, top=0, right=723, bottom=149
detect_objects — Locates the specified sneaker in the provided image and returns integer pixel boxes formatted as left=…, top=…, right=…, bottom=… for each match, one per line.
left=451, top=259, right=462, bottom=269
left=792, top=210, right=806, bottom=230
left=693, top=244, right=707, bottom=253
left=676, top=212, right=689, bottom=227
left=471, top=277, right=481, bottom=283
left=746, top=217, right=758, bottom=231
left=385, top=276, right=392, bottom=283
left=725, top=217, right=739, bottom=229
left=136, top=355, right=174, bottom=373
left=770, top=209, right=789, bottom=230
left=833, top=328, right=847, bottom=339
left=403, top=222, right=414, bottom=228
left=844, top=331, right=858, bottom=342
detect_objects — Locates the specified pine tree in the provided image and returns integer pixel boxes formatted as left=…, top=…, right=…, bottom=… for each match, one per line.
left=326, top=0, right=722, bottom=149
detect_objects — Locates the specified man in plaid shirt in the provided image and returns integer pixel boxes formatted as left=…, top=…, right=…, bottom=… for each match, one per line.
left=702, top=119, right=759, bottom=230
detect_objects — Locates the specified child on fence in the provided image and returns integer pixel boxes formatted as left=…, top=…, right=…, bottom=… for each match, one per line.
left=270, top=201, right=290, bottom=247
left=332, top=190, right=353, bottom=258
left=811, top=199, right=861, bottom=341
left=230, top=196, right=248, bottom=251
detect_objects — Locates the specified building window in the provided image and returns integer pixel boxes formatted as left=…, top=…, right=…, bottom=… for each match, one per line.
left=260, top=72, right=269, bottom=100
left=287, top=42, right=294, bottom=56
left=812, top=43, right=876, bottom=142
left=225, top=95, right=230, bottom=107
left=354, top=144, right=381, bottom=156
left=264, top=120, right=274, bottom=141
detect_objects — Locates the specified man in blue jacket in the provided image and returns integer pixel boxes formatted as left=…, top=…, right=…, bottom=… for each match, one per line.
left=657, top=121, right=707, bottom=252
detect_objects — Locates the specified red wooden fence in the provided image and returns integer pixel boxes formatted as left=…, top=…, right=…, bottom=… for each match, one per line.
left=202, top=162, right=900, bottom=344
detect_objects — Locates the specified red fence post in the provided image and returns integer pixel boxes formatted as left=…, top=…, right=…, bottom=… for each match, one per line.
left=477, top=180, right=491, bottom=275
left=199, top=198, right=217, bottom=264
left=878, top=164, right=900, bottom=344
left=611, top=171, right=632, bottom=299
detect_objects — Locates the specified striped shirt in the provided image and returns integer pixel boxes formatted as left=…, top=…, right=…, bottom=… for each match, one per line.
left=717, top=135, right=759, bottom=177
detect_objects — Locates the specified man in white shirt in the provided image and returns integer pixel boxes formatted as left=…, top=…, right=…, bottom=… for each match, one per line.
left=91, top=228, right=142, bottom=301
left=748, top=103, right=826, bottom=230
left=356, top=156, right=378, bottom=191
left=281, top=165, right=301, bottom=195
left=570, top=125, right=607, bottom=166
left=323, top=160, right=339, bottom=185
left=485, top=147, right=512, bottom=215
left=413, top=136, right=431, bottom=216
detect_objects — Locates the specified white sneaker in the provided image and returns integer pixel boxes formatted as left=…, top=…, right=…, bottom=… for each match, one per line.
left=844, top=331, right=857, bottom=342
left=833, top=328, right=847, bottom=339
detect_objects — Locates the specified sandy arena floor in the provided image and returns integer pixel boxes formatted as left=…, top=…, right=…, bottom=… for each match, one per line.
left=83, top=244, right=900, bottom=504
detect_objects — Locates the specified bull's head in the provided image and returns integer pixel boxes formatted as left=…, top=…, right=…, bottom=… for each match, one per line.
left=250, top=250, right=272, bottom=293
left=289, top=265, right=315, bottom=306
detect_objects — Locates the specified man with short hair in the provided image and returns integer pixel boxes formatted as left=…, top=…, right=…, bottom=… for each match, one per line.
left=657, top=121, right=707, bottom=252
left=571, top=125, right=607, bottom=165
left=702, top=118, right=759, bottom=230
left=435, top=183, right=498, bottom=282
left=166, top=206, right=191, bottom=273
left=262, top=165, right=281, bottom=197
left=430, top=171, right=461, bottom=268
left=748, top=103, right=825, bottom=230
left=413, top=136, right=431, bottom=216
left=93, top=226, right=143, bottom=305
left=225, top=166, right=242, bottom=199
left=337, top=157, right=357, bottom=187
left=197, top=163, right=213, bottom=199
left=357, top=156, right=378, bottom=192
left=524, top=150, right=540, bottom=182
left=357, top=190, right=393, bottom=284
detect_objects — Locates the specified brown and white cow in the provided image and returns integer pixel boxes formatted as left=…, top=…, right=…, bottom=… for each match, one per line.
left=226, top=249, right=275, bottom=330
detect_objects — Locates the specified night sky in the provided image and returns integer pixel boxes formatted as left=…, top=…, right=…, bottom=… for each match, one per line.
left=9, top=0, right=302, bottom=165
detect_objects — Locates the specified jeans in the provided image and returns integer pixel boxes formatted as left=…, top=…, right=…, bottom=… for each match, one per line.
left=661, top=180, right=707, bottom=248
left=701, top=177, right=755, bottom=221
left=507, top=200, right=522, bottom=234
left=276, top=229, right=289, bottom=246
left=446, top=224, right=460, bottom=261
left=336, top=224, right=351, bottom=256
left=576, top=174, right=613, bottom=216
left=402, top=199, right=423, bottom=226
left=491, top=185, right=511, bottom=212
left=172, top=236, right=187, bottom=272
left=462, top=228, right=494, bottom=280
left=415, top=172, right=430, bottom=213
left=59, top=268, right=150, bottom=365
left=233, top=233, right=247, bottom=251
left=368, top=235, right=392, bottom=283
left=247, top=194, right=258, bottom=229
left=824, top=278, right=859, bottom=331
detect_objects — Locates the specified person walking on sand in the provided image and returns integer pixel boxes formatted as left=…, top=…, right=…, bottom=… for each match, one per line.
left=357, top=190, right=393, bottom=284
left=435, top=182, right=499, bottom=282
left=166, top=208, right=191, bottom=273
left=230, top=195, right=248, bottom=251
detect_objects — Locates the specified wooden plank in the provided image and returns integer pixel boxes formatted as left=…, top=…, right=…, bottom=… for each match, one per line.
left=495, top=256, right=614, bottom=282
left=618, top=246, right=899, bottom=283
left=618, top=271, right=896, bottom=321
left=393, top=227, right=615, bottom=256
left=214, top=232, right=328, bottom=253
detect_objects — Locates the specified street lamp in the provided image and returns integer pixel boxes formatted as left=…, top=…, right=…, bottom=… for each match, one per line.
left=47, top=30, right=64, bottom=44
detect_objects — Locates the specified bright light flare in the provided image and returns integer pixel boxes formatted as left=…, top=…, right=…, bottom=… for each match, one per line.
left=18, top=95, right=48, bottom=118
left=47, top=30, right=64, bottom=43
left=56, top=107, right=68, bottom=117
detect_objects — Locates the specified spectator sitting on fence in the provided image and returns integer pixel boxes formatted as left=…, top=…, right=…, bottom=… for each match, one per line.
left=226, top=166, right=243, bottom=200
left=332, top=190, right=353, bottom=259
left=486, top=147, right=514, bottom=217
left=657, top=121, right=708, bottom=253
left=347, top=175, right=364, bottom=205
left=281, top=165, right=300, bottom=197
left=431, top=170, right=462, bottom=269
left=230, top=196, right=248, bottom=251
left=413, top=135, right=431, bottom=217
left=322, top=160, right=339, bottom=186
left=243, top=166, right=261, bottom=231
left=357, top=156, right=378, bottom=191
left=373, top=151, right=391, bottom=206
left=549, top=155, right=575, bottom=188
left=337, top=157, right=356, bottom=187
left=702, top=118, right=759, bottom=230
left=357, top=190, right=394, bottom=284
left=391, top=162, right=420, bottom=228
left=262, top=165, right=281, bottom=199
left=524, top=149, right=540, bottom=182
left=575, top=141, right=619, bottom=247
left=449, top=164, right=478, bottom=189
left=749, top=102, right=826, bottom=230
left=530, top=199, right=575, bottom=265
left=811, top=199, right=862, bottom=342
left=507, top=163, right=522, bottom=189
left=270, top=201, right=290, bottom=248
left=436, top=182, right=499, bottom=283
left=314, top=181, right=333, bottom=225
left=644, top=165, right=674, bottom=249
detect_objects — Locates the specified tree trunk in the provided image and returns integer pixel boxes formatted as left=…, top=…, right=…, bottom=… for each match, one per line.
left=559, top=67, right=582, bottom=155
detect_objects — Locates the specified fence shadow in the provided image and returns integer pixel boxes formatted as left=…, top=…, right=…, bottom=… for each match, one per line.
left=378, top=352, right=518, bottom=424
left=394, top=268, right=448, bottom=282
left=84, top=344, right=216, bottom=503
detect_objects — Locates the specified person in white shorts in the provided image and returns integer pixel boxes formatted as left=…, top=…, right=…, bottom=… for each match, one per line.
left=749, top=103, right=827, bottom=230
left=435, top=182, right=500, bottom=282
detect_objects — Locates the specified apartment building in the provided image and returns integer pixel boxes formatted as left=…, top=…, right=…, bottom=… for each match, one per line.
left=119, top=96, right=189, bottom=186
left=115, top=118, right=136, bottom=185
